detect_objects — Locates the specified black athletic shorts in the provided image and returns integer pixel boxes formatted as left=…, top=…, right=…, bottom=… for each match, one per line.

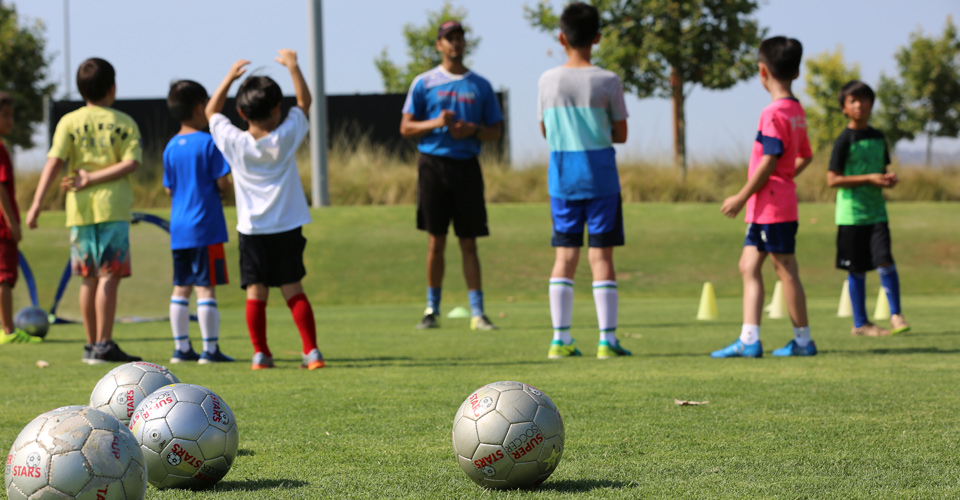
left=416, top=153, right=489, bottom=238
left=836, top=222, right=894, bottom=273
left=238, top=227, right=307, bottom=288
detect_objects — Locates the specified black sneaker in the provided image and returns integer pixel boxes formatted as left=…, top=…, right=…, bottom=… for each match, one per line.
left=91, top=341, right=142, bottom=364
left=416, top=312, right=439, bottom=329
left=82, top=344, right=93, bottom=364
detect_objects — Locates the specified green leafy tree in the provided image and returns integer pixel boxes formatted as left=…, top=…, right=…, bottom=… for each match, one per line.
left=525, top=0, right=765, bottom=177
left=875, top=16, right=960, bottom=166
left=0, top=4, right=56, bottom=149
left=374, top=2, right=480, bottom=93
left=803, top=47, right=861, bottom=153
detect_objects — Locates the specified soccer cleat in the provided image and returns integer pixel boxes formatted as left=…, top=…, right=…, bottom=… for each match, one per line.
left=199, top=348, right=234, bottom=364
left=470, top=315, right=499, bottom=331
left=597, top=340, right=631, bottom=359
left=300, top=348, right=326, bottom=370
left=0, top=329, right=42, bottom=345
left=772, top=339, right=818, bottom=357
left=547, top=339, right=582, bottom=359
left=251, top=352, right=274, bottom=370
left=890, top=314, right=911, bottom=335
left=851, top=323, right=891, bottom=337
left=90, top=341, right=142, bottom=364
left=82, top=344, right=93, bottom=364
left=170, top=348, right=201, bottom=363
left=710, top=339, right=762, bottom=358
left=416, top=312, right=439, bottom=329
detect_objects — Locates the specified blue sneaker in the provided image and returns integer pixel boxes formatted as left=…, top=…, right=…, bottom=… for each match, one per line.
left=170, top=348, right=200, bottom=363
left=772, top=339, right=817, bottom=357
left=199, top=348, right=235, bottom=364
left=710, top=339, right=762, bottom=358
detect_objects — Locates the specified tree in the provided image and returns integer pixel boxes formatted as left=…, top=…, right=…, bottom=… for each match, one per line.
left=525, top=0, right=765, bottom=177
left=0, top=4, right=55, bottom=149
left=802, top=47, right=861, bottom=153
left=374, top=2, right=480, bottom=93
left=875, top=16, right=960, bottom=166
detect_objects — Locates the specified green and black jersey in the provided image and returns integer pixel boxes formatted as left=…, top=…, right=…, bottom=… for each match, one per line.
left=829, top=127, right=890, bottom=225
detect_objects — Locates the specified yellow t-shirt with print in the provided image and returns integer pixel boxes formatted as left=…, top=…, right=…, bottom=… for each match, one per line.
left=47, top=106, right=141, bottom=227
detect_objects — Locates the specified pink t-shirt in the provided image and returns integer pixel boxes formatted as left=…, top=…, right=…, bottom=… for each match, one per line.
left=744, top=98, right=811, bottom=224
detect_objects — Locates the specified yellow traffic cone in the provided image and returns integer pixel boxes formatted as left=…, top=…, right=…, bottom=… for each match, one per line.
left=873, top=287, right=890, bottom=320
left=837, top=280, right=853, bottom=318
left=697, top=282, right=718, bottom=320
left=766, top=280, right=787, bottom=319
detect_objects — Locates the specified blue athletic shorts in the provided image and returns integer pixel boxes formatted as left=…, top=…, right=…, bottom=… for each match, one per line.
left=551, top=193, right=624, bottom=248
left=172, top=243, right=229, bottom=287
left=743, top=221, right=798, bottom=254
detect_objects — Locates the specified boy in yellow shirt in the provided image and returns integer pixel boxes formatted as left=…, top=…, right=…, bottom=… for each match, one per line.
left=27, top=58, right=142, bottom=364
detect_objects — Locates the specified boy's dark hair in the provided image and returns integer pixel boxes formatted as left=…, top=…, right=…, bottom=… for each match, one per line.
left=76, top=58, right=116, bottom=102
left=236, top=76, right=282, bottom=122
left=559, top=2, right=600, bottom=49
left=838, top=80, right=875, bottom=108
left=0, top=91, right=12, bottom=110
left=758, top=36, right=803, bottom=80
left=167, top=80, right=208, bottom=122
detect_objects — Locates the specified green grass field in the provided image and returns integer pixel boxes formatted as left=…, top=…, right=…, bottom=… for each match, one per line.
left=2, top=202, right=959, bottom=499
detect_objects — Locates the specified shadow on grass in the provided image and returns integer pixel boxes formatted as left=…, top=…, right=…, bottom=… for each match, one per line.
left=824, top=345, right=960, bottom=355
left=623, top=321, right=740, bottom=329
left=329, top=357, right=552, bottom=368
left=538, top=478, right=632, bottom=492
left=209, top=478, right=308, bottom=492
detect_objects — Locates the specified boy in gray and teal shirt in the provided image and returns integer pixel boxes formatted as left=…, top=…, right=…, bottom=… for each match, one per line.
left=827, top=80, right=910, bottom=337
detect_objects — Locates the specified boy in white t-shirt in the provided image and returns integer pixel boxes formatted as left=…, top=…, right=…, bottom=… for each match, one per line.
left=205, top=49, right=324, bottom=370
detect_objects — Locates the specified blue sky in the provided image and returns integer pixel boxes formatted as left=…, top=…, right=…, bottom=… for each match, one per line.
left=13, top=0, right=960, bottom=167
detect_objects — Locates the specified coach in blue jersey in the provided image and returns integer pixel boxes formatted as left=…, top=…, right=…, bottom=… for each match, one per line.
left=400, top=20, right=503, bottom=332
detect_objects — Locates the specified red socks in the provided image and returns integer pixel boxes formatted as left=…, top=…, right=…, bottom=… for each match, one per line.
left=287, top=293, right=318, bottom=354
left=245, top=299, right=270, bottom=356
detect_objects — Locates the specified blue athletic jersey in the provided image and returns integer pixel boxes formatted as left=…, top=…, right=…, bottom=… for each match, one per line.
left=402, top=66, right=503, bottom=160
left=162, top=132, right=230, bottom=250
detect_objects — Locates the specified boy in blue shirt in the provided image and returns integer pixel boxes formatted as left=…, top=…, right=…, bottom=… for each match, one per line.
left=163, top=80, right=233, bottom=363
left=538, top=3, right=630, bottom=359
left=400, top=20, right=504, bottom=331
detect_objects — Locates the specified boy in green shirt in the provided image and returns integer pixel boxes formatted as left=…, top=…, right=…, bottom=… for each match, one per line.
left=827, top=80, right=910, bottom=337
left=27, top=57, right=143, bottom=363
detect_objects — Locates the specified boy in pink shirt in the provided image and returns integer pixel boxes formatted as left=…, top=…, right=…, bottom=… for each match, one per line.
left=712, top=36, right=816, bottom=358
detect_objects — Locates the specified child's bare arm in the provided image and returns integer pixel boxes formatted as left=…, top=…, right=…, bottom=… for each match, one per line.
left=61, top=160, right=138, bottom=192
left=827, top=170, right=895, bottom=189
left=794, top=156, right=812, bottom=176
left=721, top=154, right=778, bottom=218
left=0, top=184, right=20, bottom=242
left=611, top=120, right=628, bottom=144
left=216, top=175, right=232, bottom=196
left=26, top=157, right=64, bottom=229
left=276, top=49, right=311, bottom=116
left=206, top=60, right=250, bottom=120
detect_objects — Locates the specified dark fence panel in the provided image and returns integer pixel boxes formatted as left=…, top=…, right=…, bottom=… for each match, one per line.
left=48, top=92, right=509, bottom=161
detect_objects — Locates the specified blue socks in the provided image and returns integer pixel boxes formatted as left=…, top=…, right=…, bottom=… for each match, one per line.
left=427, top=287, right=442, bottom=314
left=468, top=289, right=484, bottom=317
left=877, top=264, right=902, bottom=315
left=847, top=272, right=868, bottom=327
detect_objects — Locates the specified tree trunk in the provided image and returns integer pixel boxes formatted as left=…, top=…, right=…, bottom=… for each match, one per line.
left=671, top=65, right=687, bottom=180
left=926, top=134, right=933, bottom=167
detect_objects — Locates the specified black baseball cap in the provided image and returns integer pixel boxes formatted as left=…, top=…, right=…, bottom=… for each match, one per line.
left=437, top=20, right=464, bottom=39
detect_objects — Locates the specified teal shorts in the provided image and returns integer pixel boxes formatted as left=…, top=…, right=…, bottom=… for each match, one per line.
left=70, top=221, right=132, bottom=278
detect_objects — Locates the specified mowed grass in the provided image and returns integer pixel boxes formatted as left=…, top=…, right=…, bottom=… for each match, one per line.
left=2, top=202, right=959, bottom=499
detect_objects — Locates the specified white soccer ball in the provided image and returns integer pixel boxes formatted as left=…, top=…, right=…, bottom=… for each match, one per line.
left=4, top=405, right=147, bottom=499
left=129, top=383, right=239, bottom=489
left=90, top=362, right=180, bottom=425
left=452, top=381, right=565, bottom=489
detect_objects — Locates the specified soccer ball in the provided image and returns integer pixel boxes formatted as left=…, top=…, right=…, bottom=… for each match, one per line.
left=4, top=405, right=147, bottom=499
left=90, top=362, right=180, bottom=425
left=129, top=383, right=239, bottom=489
left=451, top=381, right=565, bottom=489
left=14, top=306, right=49, bottom=338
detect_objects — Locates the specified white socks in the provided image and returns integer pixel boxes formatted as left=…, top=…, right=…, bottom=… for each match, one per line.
left=793, top=326, right=811, bottom=347
left=170, top=297, right=191, bottom=352
left=593, top=281, right=618, bottom=345
left=549, top=278, right=574, bottom=344
left=198, top=299, right=220, bottom=353
left=739, top=324, right=760, bottom=345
